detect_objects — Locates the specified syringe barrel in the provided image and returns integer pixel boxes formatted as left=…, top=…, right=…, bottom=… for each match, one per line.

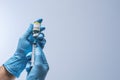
left=31, top=21, right=41, bottom=66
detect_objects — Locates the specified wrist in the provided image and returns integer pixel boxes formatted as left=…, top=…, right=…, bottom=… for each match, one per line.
left=0, top=66, right=15, bottom=80
left=3, top=66, right=15, bottom=79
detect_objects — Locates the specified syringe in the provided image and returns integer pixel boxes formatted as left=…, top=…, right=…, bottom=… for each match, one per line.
left=31, top=21, right=41, bottom=66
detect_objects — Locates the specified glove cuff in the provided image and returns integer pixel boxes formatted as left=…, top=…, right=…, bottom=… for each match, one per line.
left=3, top=55, right=28, bottom=77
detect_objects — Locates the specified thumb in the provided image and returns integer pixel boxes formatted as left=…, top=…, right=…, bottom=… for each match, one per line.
left=34, top=44, right=48, bottom=65
left=26, top=52, right=32, bottom=74
left=34, top=46, right=43, bottom=65
left=23, top=24, right=33, bottom=39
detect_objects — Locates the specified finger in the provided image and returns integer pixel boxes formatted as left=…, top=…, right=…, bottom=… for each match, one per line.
left=23, top=24, right=33, bottom=39
left=28, top=34, right=34, bottom=43
left=34, top=46, right=44, bottom=65
left=37, top=33, right=44, bottom=40
left=40, top=26, right=45, bottom=32
left=34, top=18, right=43, bottom=23
left=41, top=48, right=48, bottom=64
left=26, top=61, right=32, bottom=74
left=38, top=38, right=46, bottom=49
left=26, top=52, right=32, bottom=61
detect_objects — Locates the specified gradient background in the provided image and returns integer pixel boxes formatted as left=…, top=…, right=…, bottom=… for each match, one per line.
left=0, top=0, right=120, bottom=80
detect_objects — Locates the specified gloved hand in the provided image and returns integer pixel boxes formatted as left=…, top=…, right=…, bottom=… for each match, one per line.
left=3, top=19, right=45, bottom=78
left=26, top=43, right=49, bottom=80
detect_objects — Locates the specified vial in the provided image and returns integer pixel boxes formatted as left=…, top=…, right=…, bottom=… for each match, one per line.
left=33, top=21, right=41, bottom=38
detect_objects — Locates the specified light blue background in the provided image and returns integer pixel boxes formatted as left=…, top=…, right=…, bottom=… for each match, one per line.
left=0, top=0, right=120, bottom=80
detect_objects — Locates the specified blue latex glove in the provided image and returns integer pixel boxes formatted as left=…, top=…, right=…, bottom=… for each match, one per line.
left=3, top=19, right=45, bottom=78
left=26, top=43, right=49, bottom=80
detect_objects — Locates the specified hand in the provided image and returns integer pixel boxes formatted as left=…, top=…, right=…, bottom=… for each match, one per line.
left=3, top=19, right=45, bottom=78
left=26, top=43, right=49, bottom=80
left=16, top=19, right=43, bottom=56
